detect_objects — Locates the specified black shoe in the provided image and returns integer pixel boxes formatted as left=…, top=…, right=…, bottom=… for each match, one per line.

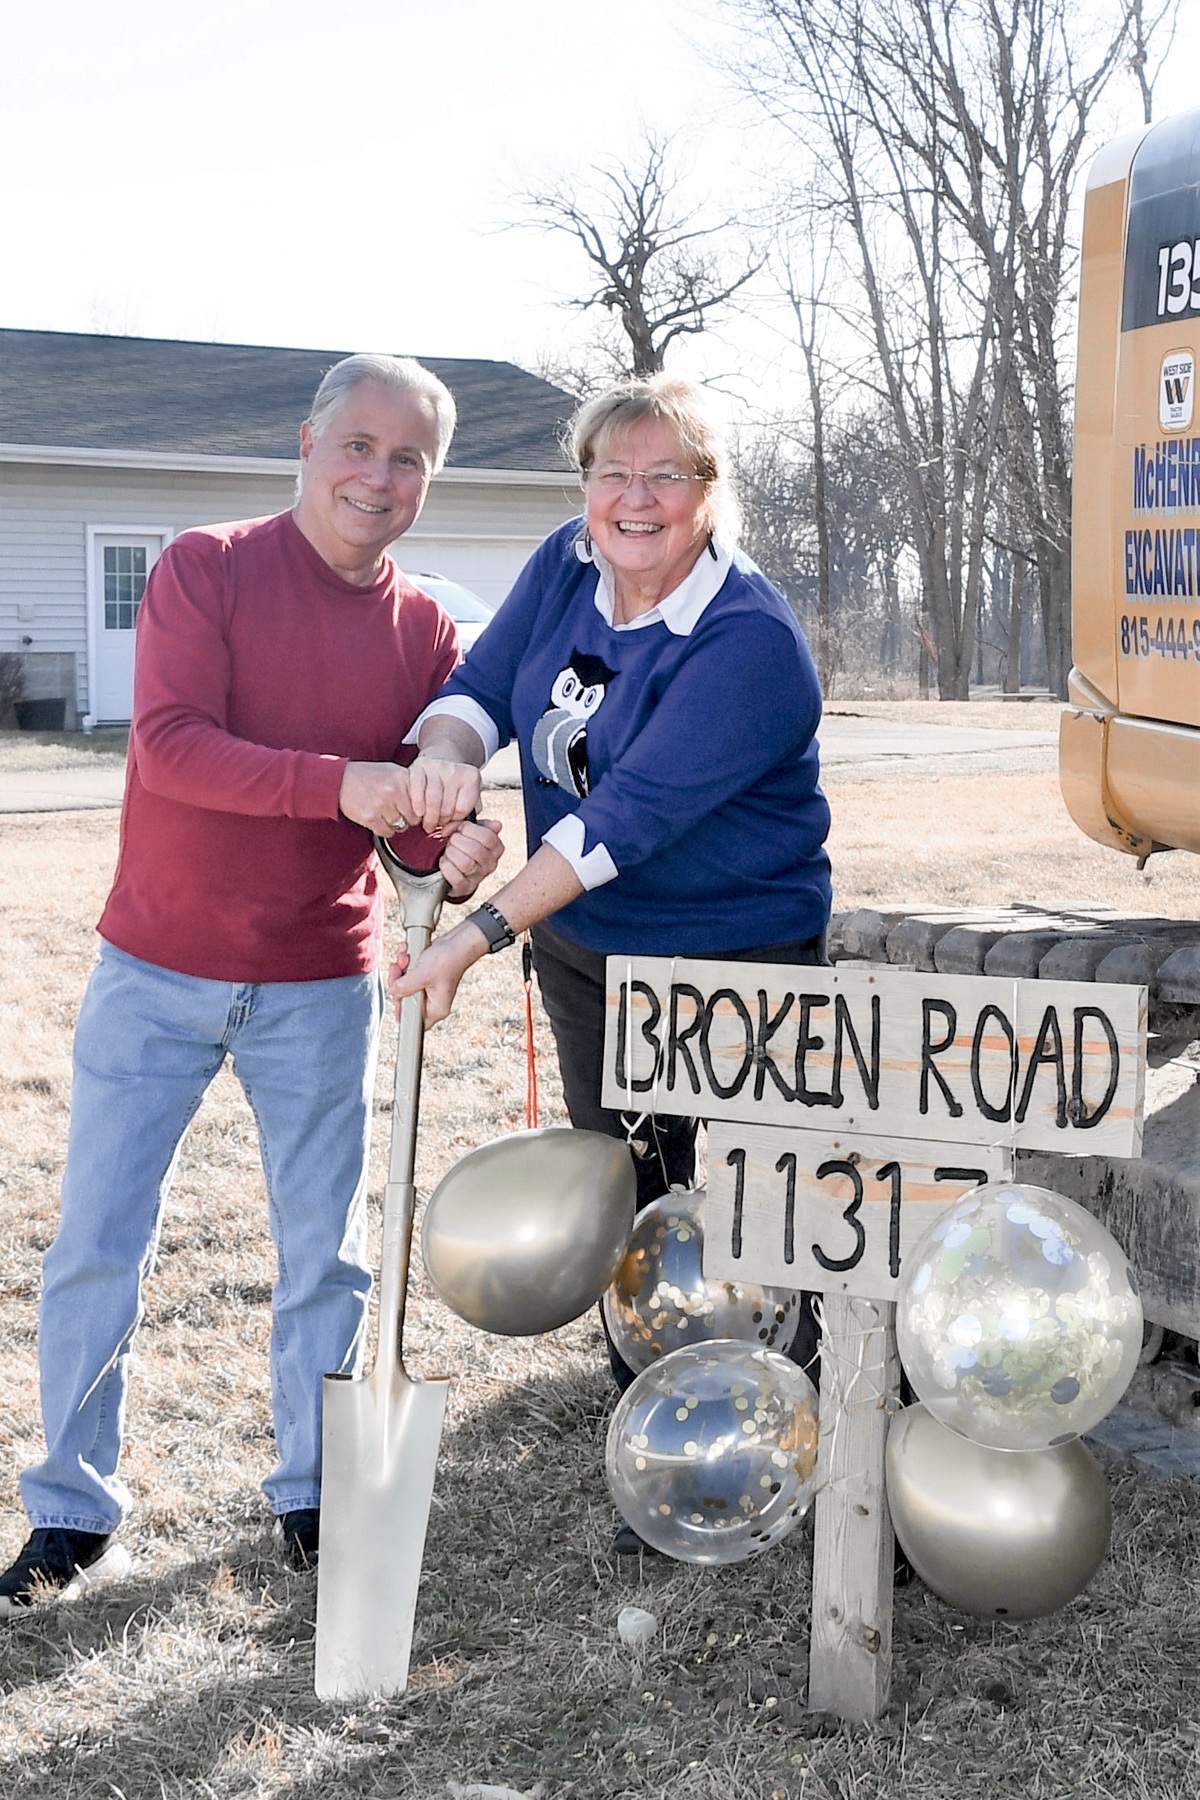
left=0, top=1528, right=129, bottom=1619
left=613, top=1522, right=663, bottom=1557
left=276, top=1509, right=320, bottom=1571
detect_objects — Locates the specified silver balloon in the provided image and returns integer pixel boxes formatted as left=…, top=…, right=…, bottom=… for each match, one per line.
left=605, top=1340, right=819, bottom=1564
left=602, top=1189, right=802, bottom=1373
left=895, top=1181, right=1143, bottom=1451
left=886, top=1403, right=1112, bottom=1619
left=422, top=1127, right=635, bottom=1336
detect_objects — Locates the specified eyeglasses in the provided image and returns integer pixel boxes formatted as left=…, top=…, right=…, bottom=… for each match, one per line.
left=584, top=467, right=708, bottom=492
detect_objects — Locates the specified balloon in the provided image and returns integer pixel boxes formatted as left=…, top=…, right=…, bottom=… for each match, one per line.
left=422, top=1128, right=635, bottom=1335
left=895, top=1181, right=1142, bottom=1450
left=886, top=1403, right=1112, bottom=1619
left=605, top=1340, right=819, bottom=1563
left=601, top=1189, right=803, bottom=1373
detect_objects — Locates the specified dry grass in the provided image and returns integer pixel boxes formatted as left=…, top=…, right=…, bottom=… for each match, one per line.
left=1, top=773, right=1199, bottom=1799
left=824, top=700, right=1063, bottom=732
left=826, top=769, right=1200, bottom=919
left=0, top=728, right=129, bottom=773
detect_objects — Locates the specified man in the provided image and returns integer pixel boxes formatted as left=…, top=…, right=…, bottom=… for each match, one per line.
left=0, top=353, right=501, bottom=1613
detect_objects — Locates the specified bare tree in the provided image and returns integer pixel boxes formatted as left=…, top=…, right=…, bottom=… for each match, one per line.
left=785, top=238, right=840, bottom=687
left=1126, top=0, right=1180, bottom=123
left=517, top=132, right=760, bottom=379
left=526, top=340, right=626, bottom=403
left=992, top=4, right=1132, bottom=696
left=721, top=0, right=1167, bottom=698
left=723, top=0, right=1022, bottom=695
left=738, top=402, right=914, bottom=694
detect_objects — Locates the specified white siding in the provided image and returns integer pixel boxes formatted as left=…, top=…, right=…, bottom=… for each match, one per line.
left=0, top=461, right=577, bottom=722
left=398, top=473, right=579, bottom=607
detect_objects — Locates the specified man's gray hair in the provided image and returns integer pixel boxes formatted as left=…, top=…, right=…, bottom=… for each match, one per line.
left=307, top=353, right=457, bottom=472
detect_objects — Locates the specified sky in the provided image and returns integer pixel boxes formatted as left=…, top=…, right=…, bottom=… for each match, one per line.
left=3, top=0, right=1198, bottom=419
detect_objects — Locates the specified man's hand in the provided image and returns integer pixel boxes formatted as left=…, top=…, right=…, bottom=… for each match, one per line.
left=338, top=761, right=418, bottom=834
left=338, top=757, right=484, bottom=837
left=439, top=817, right=504, bottom=900
left=406, top=755, right=482, bottom=833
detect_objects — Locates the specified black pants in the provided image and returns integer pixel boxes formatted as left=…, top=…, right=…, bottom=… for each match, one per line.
left=530, top=919, right=827, bottom=1392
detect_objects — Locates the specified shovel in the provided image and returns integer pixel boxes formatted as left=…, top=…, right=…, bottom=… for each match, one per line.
left=314, top=833, right=450, bottom=1702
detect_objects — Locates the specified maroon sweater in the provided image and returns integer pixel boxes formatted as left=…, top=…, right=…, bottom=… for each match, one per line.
left=98, top=512, right=459, bottom=982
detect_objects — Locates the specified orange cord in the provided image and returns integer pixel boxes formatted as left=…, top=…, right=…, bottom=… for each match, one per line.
left=522, top=933, right=539, bottom=1130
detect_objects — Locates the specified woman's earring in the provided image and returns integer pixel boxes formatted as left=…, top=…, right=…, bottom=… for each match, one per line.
left=707, top=532, right=719, bottom=561
left=583, top=527, right=594, bottom=556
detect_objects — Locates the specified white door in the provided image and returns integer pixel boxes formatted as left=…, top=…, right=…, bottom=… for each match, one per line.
left=90, top=534, right=163, bottom=723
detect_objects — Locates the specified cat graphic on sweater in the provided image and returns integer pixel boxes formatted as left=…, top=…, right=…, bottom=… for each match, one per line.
left=531, top=650, right=618, bottom=797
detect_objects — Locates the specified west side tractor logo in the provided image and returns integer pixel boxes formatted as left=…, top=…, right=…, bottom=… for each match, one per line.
left=1160, top=350, right=1195, bottom=432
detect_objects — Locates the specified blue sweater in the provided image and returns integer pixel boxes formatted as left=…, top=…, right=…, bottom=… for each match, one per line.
left=443, top=521, right=832, bottom=955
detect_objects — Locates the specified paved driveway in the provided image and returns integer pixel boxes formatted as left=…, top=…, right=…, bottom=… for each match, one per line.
left=818, top=715, right=1056, bottom=781
left=0, top=716, right=1059, bottom=813
left=0, top=762, right=127, bottom=812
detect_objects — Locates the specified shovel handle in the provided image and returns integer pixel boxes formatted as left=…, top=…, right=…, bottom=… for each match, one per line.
left=372, top=835, right=448, bottom=1378
left=373, top=836, right=446, bottom=1182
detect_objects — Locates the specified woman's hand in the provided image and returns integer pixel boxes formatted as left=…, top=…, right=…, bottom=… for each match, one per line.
left=406, top=755, right=482, bottom=833
left=389, top=842, right=582, bottom=1026
left=389, top=922, right=489, bottom=1026
left=439, top=817, right=504, bottom=900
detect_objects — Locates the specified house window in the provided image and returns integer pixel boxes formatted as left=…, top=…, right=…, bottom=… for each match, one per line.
left=103, top=544, right=147, bottom=631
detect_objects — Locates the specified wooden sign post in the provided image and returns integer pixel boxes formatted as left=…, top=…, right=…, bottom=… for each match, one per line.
left=807, top=1291, right=899, bottom=1720
left=602, top=957, right=1146, bottom=1722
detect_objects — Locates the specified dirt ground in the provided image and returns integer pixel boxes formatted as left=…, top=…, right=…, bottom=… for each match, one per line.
left=0, top=767, right=1197, bottom=1799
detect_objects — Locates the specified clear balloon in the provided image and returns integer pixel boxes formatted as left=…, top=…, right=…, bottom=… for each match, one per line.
left=895, top=1181, right=1143, bottom=1450
left=886, top=1403, right=1112, bottom=1619
left=602, top=1189, right=802, bottom=1373
left=605, top=1340, right=820, bottom=1563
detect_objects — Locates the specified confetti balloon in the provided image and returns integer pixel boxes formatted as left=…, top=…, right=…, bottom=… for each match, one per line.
left=895, top=1181, right=1142, bottom=1451
left=886, top=1403, right=1112, bottom=1619
left=605, top=1340, right=819, bottom=1563
left=601, top=1188, right=802, bottom=1373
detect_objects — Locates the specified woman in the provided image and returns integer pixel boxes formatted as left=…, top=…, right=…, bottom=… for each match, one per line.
left=394, top=375, right=830, bottom=1459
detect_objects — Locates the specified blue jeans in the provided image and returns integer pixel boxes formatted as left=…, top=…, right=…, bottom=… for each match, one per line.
left=21, top=943, right=383, bottom=1534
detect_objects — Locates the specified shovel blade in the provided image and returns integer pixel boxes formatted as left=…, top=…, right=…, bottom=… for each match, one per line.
left=314, top=1366, right=450, bottom=1701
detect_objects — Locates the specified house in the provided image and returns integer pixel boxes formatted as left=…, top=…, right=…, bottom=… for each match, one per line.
left=0, top=328, right=579, bottom=727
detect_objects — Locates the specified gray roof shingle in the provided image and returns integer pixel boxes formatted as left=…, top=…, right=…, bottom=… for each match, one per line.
left=0, top=328, right=576, bottom=472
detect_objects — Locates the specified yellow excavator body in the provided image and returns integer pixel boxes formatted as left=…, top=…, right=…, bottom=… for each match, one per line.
left=1062, top=110, right=1200, bottom=857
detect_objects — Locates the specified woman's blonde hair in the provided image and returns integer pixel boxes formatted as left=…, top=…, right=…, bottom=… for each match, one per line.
left=568, top=374, right=741, bottom=543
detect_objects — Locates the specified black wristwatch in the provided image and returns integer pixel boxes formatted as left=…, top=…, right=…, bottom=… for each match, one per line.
left=468, top=900, right=516, bottom=953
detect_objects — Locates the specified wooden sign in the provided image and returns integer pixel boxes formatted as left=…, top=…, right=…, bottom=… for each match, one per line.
left=601, top=958, right=1145, bottom=1158
left=599, top=954, right=1149, bottom=1728
left=704, top=1121, right=1009, bottom=1301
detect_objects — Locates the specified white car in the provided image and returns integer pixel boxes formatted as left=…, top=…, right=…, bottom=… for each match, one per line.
left=409, top=572, right=495, bottom=653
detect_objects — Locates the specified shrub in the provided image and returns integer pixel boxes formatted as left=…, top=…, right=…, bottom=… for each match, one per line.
left=0, top=653, right=25, bottom=722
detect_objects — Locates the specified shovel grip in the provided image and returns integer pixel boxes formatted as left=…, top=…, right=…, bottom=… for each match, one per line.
left=374, top=834, right=449, bottom=932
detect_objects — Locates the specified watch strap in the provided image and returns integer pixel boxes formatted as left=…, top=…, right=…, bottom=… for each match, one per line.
left=469, top=900, right=516, bottom=953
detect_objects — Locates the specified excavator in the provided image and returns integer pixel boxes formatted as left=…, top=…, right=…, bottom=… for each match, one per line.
left=1062, top=107, right=1200, bottom=862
